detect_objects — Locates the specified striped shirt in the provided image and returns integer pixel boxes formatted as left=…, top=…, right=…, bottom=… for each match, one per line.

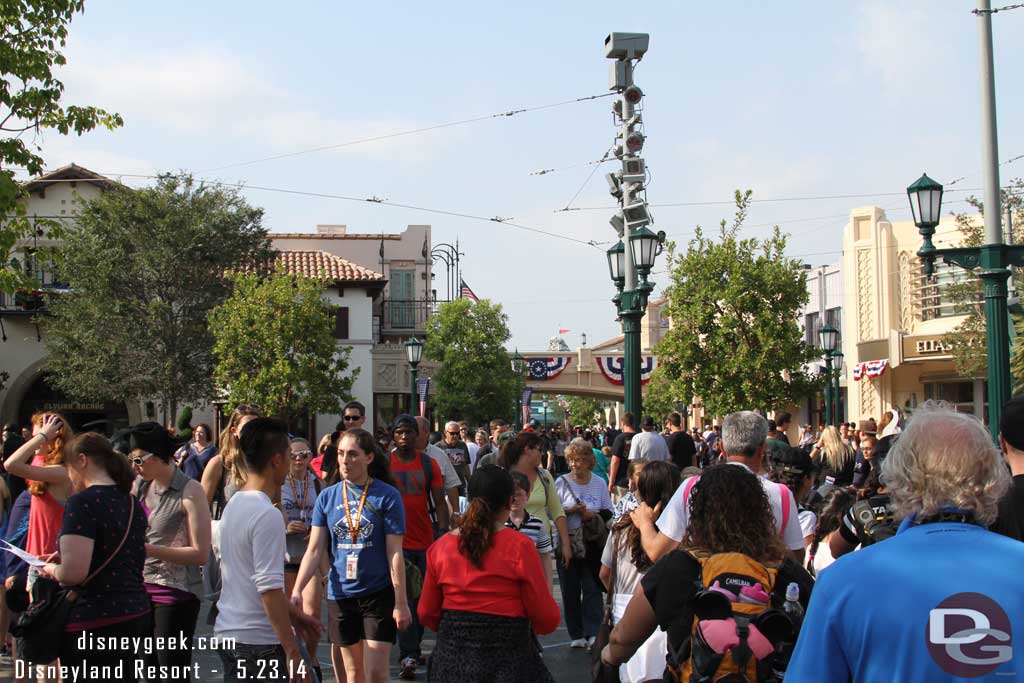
left=505, top=511, right=553, bottom=554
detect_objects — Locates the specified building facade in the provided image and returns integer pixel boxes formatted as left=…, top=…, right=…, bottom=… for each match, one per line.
left=841, top=206, right=992, bottom=424
left=795, top=261, right=845, bottom=429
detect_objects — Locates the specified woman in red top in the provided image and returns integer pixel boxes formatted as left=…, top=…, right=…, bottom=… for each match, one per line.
left=418, top=465, right=559, bottom=683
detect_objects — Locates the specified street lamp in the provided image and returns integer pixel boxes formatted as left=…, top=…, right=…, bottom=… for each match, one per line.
left=511, top=349, right=526, bottom=431
left=832, top=349, right=844, bottom=426
left=630, top=226, right=661, bottom=280
left=542, top=399, right=549, bottom=427
left=818, top=323, right=838, bottom=428
left=606, top=241, right=625, bottom=290
left=907, top=173, right=944, bottom=277
left=405, top=337, right=424, bottom=415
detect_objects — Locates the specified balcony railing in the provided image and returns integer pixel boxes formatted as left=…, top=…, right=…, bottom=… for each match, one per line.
left=380, top=299, right=441, bottom=332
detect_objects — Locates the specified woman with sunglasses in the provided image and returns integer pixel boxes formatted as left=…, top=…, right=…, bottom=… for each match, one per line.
left=129, top=422, right=212, bottom=681
left=281, top=436, right=324, bottom=681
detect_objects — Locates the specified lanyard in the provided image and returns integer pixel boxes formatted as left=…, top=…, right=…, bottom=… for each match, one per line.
left=342, top=478, right=373, bottom=544
left=288, top=473, right=309, bottom=515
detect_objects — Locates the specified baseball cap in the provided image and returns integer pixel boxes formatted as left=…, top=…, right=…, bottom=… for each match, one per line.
left=391, top=414, right=419, bottom=434
left=127, top=421, right=177, bottom=460
left=1001, top=396, right=1024, bottom=450
left=528, top=419, right=540, bottom=429
left=858, top=419, right=877, bottom=436
left=641, top=416, right=656, bottom=429
left=776, top=446, right=814, bottom=477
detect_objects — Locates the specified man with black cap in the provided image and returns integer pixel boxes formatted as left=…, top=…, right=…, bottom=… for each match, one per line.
left=388, top=414, right=447, bottom=680
left=629, top=415, right=670, bottom=462
left=991, top=395, right=1024, bottom=541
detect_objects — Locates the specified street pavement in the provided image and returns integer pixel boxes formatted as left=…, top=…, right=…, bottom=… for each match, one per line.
left=0, top=579, right=595, bottom=682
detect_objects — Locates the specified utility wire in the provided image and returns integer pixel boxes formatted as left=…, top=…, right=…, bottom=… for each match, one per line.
left=559, top=147, right=613, bottom=211
left=198, top=93, right=616, bottom=173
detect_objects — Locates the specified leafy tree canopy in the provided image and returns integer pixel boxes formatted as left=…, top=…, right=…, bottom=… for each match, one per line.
left=563, top=395, right=607, bottom=427
left=44, top=174, right=273, bottom=421
left=654, top=190, right=821, bottom=417
left=424, top=298, right=518, bottom=425
left=1, top=0, right=123, bottom=294
left=209, top=270, right=357, bottom=421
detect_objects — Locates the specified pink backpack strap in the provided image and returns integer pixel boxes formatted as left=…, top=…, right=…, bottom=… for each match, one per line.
left=778, top=483, right=792, bottom=531
left=682, top=475, right=700, bottom=510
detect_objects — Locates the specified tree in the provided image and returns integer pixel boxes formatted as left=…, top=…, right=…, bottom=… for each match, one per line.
left=424, top=298, right=518, bottom=425
left=654, top=190, right=821, bottom=417
left=1013, top=315, right=1024, bottom=395
left=641, top=364, right=682, bottom=422
left=1, top=0, right=123, bottom=295
left=44, top=174, right=273, bottom=422
left=209, top=270, right=357, bottom=421
left=944, top=179, right=1023, bottom=378
left=563, top=395, right=606, bottom=426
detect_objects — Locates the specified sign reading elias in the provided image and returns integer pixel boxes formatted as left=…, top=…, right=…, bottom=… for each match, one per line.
left=916, top=339, right=954, bottom=354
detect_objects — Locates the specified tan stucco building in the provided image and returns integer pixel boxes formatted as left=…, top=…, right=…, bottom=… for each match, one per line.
left=841, top=206, right=991, bottom=423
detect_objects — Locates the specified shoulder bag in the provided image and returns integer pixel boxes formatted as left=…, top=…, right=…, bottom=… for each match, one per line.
left=12, top=495, right=136, bottom=663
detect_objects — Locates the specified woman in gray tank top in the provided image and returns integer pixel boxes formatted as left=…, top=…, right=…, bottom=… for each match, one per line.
left=132, top=425, right=212, bottom=681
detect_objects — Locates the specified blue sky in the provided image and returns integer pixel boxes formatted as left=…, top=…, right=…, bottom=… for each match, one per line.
left=35, top=0, right=1024, bottom=349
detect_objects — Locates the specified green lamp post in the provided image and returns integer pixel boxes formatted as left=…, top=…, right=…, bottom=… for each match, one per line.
left=511, top=349, right=526, bottom=431
left=832, top=349, right=844, bottom=426
left=818, top=323, right=839, bottom=428
left=405, top=337, right=424, bottom=415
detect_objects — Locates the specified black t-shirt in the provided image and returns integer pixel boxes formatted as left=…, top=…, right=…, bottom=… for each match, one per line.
left=990, top=474, right=1024, bottom=541
left=60, top=485, right=149, bottom=628
left=641, top=551, right=813, bottom=665
left=814, top=451, right=857, bottom=488
left=611, top=432, right=633, bottom=487
left=665, top=431, right=696, bottom=470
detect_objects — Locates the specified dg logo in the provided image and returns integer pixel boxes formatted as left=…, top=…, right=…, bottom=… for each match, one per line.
left=927, top=592, right=1013, bottom=678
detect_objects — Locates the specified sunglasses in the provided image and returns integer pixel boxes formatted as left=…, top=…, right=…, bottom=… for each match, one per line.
left=342, top=415, right=362, bottom=422
left=291, top=450, right=313, bottom=459
left=132, top=452, right=156, bottom=466
left=446, top=431, right=460, bottom=436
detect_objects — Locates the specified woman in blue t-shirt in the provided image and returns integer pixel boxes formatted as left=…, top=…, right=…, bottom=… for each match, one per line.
left=292, top=428, right=410, bottom=683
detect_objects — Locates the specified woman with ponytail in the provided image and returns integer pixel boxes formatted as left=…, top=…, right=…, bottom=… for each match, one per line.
left=40, top=431, right=149, bottom=681
left=418, top=465, right=559, bottom=682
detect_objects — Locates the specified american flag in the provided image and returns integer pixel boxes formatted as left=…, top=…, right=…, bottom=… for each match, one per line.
left=460, top=279, right=480, bottom=302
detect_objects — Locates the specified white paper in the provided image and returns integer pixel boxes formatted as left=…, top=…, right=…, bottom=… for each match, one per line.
left=0, top=540, right=47, bottom=568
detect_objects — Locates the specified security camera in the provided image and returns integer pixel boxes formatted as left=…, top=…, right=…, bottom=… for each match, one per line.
left=605, top=172, right=623, bottom=198
left=604, top=32, right=650, bottom=60
left=621, top=158, right=646, bottom=184
left=610, top=213, right=624, bottom=237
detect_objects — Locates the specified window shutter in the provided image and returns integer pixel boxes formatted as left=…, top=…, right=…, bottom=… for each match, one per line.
left=334, top=307, right=350, bottom=339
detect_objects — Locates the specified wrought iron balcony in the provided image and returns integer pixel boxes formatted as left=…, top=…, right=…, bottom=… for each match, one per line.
left=379, top=298, right=441, bottom=333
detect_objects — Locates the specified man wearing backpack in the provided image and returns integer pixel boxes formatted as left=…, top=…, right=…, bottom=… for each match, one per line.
left=388, top=414, right=448, bottom=680
left=633, top=411, right=805, bottom=564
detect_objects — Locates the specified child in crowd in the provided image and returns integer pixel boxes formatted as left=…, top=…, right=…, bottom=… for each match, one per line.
left=506, top=471, right=554, bottom=593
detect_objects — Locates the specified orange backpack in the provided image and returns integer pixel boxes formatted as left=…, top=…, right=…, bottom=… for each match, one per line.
left=667, top=551, right=790, bottom=683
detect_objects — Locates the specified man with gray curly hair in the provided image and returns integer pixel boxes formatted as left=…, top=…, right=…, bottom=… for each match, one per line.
left=788, top=401, right=1024, bottom=682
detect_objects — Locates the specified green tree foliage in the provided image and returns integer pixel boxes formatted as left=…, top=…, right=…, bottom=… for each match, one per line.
left=1013, top=314, right=1024, bottom=395
left=209, top=270, right=357, bottom=421
left=424, top=298, right=518, bottom=425
left=654, top=190, right=821, bottom=417
left=641, top=364, right=681, bottom=423
left=1, top=0, right=123, bottom=294
left=944, top=179, right=1023, bottom=378
left=563, top=395, right=607, bottom=426
left=44, top=174, right=272, bottom=422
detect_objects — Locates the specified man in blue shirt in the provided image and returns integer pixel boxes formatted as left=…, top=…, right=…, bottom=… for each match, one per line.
left=787, top=402, right=1024, bottom=682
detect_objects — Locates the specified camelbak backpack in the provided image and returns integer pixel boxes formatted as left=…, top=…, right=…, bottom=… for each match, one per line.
left=667, top=551, right=794, bottom=683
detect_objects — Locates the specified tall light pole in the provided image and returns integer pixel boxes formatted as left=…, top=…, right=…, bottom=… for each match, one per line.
left=604, top=32, right=664, bottom=420
left=511, top=349, right=526, bottom=431
left=818, top=323, right=839, bottom=428
left=832, top=349, right=844, bottom=426
left=405, top=337, right=424, bottom=415
left=542, top=399, right=549, bottom=428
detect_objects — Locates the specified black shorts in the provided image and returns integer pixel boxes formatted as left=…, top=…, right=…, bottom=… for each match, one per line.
left=327, top=585, right=397, bottom=646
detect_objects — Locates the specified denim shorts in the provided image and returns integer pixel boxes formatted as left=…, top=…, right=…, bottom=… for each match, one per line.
left=218, top=643, right=288, bottom=682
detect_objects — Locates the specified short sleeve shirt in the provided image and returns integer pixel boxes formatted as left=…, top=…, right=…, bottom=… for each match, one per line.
left=281, top=471, right=319, bottom=564
left=389, top=451, right=443, bottom=551
left=611, top=432, right=634, bottom=487
left=312, top=479, right=405, bottom=599
left=60, top=485, right=150, bottom=629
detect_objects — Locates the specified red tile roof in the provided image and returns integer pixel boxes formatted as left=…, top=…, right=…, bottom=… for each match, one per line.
left=276, top=250, right=385, bottom=282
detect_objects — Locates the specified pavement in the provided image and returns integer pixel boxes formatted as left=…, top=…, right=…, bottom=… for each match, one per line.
left=0, top=581, right=595, bottom=682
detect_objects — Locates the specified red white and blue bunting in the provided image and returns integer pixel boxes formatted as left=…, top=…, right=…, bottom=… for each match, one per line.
left=597, top=356, right=657, bottom=386
left=852, top=359, right=889, bottom=381
left=528, top=356, right=570, bottom=381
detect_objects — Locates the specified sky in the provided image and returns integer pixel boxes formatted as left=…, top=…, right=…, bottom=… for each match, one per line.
left=27, top=0, right=1024, bottom=350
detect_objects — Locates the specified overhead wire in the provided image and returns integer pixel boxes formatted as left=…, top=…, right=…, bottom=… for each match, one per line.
left=198, top=92, right=617, bottom=173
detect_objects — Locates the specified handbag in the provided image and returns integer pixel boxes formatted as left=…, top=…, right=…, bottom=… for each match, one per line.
left=591, top=531, right=621, bottom=683
left=12, top=496, right=136, bottom=663
left=562, top=475, right=610, bottom=553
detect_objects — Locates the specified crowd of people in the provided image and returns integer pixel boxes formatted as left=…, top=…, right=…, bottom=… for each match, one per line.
left=0, top=394, right=1021, bottom=682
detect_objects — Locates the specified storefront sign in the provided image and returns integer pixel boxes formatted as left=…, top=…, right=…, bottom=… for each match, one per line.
left=915, top=339, right=954, bottom=355
left=41, top=402, right=106, bottom=412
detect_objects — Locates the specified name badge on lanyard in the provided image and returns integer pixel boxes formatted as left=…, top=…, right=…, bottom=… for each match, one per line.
left=346, top=553, right=359, bottom=580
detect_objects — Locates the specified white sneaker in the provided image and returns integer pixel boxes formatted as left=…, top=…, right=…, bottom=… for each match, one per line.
left=570, top=638, right=587, bottom=649
left=586, top=636, right=597, bottom=650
